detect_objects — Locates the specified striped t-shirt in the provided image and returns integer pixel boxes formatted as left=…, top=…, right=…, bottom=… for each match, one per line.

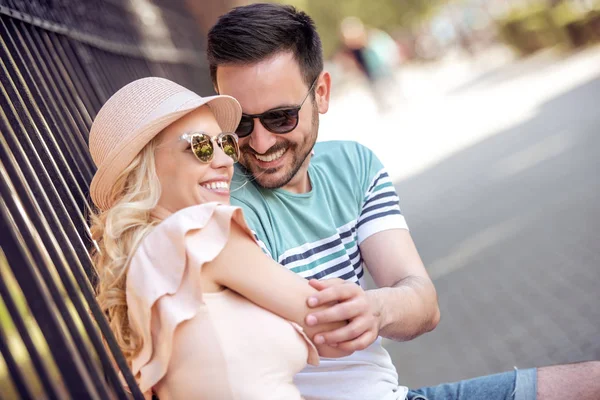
left=231, top=140, right=409, bottom=400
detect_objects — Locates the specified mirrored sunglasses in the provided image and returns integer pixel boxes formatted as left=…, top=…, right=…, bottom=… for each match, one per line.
left=180, top=132, right=240, bottom=163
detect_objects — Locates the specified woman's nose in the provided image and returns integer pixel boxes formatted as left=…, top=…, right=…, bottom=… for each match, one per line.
left=211, top=142, right=235, bottom=168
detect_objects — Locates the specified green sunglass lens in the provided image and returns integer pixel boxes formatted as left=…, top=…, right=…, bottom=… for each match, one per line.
left=221, top=135, right=239, bottom=162
left=192, top=136, right=213, bottom=162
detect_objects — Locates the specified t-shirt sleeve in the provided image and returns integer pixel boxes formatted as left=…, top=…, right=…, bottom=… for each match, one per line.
left=355, top=143, right=408, bottom=244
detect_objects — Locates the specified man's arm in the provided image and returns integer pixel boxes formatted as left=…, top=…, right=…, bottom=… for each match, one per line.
left=305, top=228, right=440, bottom=352
left=361, top=228, right=439, bottom=341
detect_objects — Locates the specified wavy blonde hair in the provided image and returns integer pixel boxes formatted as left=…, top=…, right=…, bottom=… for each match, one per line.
left=89, top=138, right=161, bottom=362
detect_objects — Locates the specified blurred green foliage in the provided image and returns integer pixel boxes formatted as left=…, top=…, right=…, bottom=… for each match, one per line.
left=497, top=0, right=600, bottom=54
left=274, top=0, right=443, bottom=57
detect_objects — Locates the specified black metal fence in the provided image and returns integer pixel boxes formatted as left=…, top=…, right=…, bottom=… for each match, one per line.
left=0, top=1, right=216, bottom=398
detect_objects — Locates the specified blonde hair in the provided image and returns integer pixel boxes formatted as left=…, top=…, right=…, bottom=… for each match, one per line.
left=89, top=139, right=161, bottom=362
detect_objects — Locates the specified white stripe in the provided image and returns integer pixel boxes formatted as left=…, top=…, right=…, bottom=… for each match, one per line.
left=277, top=219, right=358, bottom=264
left=355, top=262, right=364, bottom=277
left=283, top=242, right=347, bottom=270
left=364, top=183, right=397, bottom=206
left=363, top=192, right=400, bottom=210
left=350, top=248, right=361, bottom=266
left=327, top=267, right=360, bottom=282
left=364, top=187, right=396, bottom=207
left=304, top=263, right=359, bottom=283
left=337, top=227, right=361, bottom=272
left=344, top=241, right=360, bottom=259
left=251, top=230, right=273, bottom=259
left=340, top=229, right=359, bottom=256
left=358, top=204, right=401, bottom=224
left=357, top=213, right=408, bottom=244
left=277, top=235, right=338, bottom=264
left=343, top=235, right=361, bottom=263
left=364, top=168, right=393, bottom=198
left=336, top=219, right=358, bottom=235
left=295, top=254, right=354, bottom=278
left=294, top=241, right=361, bottom=280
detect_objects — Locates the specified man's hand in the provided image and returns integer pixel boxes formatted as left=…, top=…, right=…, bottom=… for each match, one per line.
left=305, top=278, right=381, bottom=352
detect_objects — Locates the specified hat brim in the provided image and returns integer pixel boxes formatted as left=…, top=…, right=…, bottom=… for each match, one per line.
left=90, top=94, right=241, bottom=211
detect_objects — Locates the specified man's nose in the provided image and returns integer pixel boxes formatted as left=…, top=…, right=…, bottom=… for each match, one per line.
left=247, top=119, right=277, bottom=154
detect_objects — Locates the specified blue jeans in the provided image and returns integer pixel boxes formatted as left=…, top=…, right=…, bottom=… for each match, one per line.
left=407, top=368, right=537, bottom=400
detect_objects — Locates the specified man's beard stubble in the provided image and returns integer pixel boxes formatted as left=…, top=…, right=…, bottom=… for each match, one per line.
left=239, top=105, right=319, bottom=189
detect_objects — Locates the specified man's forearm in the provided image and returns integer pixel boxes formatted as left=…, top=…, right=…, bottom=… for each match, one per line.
left=367, top=276, right=440, bottom=342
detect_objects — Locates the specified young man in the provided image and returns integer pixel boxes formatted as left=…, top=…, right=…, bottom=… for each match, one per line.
left=207, top=4, right=600, bottom=400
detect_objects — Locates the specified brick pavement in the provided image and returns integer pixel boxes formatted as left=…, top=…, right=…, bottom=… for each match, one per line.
left=383, top=74, right=600, bottom=389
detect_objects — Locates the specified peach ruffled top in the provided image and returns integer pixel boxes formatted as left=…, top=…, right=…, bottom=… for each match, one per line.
left=126, top=203, right=319, bottom=399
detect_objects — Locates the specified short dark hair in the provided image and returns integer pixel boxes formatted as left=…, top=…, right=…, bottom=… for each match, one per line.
left=207, top=3, right=323, bottom=90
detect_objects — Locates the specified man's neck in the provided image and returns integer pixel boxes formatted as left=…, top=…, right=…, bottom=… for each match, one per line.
left=281, top=156, right=312, bottom=194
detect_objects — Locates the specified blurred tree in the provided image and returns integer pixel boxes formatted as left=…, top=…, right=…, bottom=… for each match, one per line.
left=275, top=0, right=444, bottom=57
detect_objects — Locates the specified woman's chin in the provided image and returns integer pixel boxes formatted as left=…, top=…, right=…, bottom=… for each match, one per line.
left=198, top=187, right=231, bottom=204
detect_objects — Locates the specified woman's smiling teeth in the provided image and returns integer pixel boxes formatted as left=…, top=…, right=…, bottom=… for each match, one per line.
left=255, top=148, right=285, bottom=162
left=201, top=181, right=229, bottom=191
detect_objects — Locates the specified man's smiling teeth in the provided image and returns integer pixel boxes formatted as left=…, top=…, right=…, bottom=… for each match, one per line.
left=201, top=181, right=229, bottom=190
left=255, top=148, right=285, bottom=162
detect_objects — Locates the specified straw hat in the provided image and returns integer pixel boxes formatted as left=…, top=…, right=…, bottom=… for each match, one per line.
left=89, top=77, right=241, bottom=211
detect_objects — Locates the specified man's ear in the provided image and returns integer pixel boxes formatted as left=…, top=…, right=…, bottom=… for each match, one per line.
left=213, top=69, right=220, bottom=94
left=315, top=71, right=331, bottom=114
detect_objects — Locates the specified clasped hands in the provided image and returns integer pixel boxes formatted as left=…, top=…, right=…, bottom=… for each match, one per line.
left=305, top=278, right=381, bottom=355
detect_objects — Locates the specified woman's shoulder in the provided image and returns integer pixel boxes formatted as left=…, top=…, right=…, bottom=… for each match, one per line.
left=142, top=202, right=252, bottom=248
left=128, top=203, right=251, bottom=276
left=125, top=202, right=254, bottom=393
left=157, top=202, right=241, bottom=231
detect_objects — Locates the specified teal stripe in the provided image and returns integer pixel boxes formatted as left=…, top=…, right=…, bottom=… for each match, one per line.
left=373, top=182, right=394, bottom=192
left=344, top=241, right=357, bottom=251
left=364, top=181, right=394, bottom=201
left=290, top=248, right=347, bottom=273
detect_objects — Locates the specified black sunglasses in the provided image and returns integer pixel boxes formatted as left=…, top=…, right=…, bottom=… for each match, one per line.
left=179, top=132, right=240, bottom=163
left=235, top=77, right=318, bottom=138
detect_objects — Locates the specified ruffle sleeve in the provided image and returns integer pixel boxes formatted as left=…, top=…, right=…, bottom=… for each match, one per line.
left=126, top=203, right=255, bottom=395
left=289, top=322, right=320, bottom=366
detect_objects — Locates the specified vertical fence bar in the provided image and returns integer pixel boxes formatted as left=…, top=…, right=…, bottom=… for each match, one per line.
left=0, top=188, right=102, bottom=399
left=0, top=262, right=62, bottom=400
left=0, top=0, right=215, bottom=398
left=0, top=91, right=143, bottom=400
left=2, top=18, right=94, bottom=197
left=0, top=325, right=35, bottom=400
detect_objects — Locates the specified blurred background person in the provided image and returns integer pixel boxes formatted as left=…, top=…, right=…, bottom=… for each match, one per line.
left=338, top=16, right=402, bottom=112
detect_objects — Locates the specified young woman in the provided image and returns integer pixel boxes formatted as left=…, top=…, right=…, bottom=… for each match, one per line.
left=89, top=77, right=349, bottom=399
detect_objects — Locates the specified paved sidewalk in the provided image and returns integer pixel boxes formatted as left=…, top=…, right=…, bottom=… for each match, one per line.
left=320, top=46, right=600, bottom=388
